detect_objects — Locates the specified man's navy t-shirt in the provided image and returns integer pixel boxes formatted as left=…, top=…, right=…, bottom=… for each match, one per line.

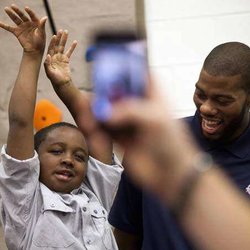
left=109, top=112, right=250, bottom=250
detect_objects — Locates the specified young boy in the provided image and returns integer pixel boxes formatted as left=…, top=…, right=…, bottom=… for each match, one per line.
left=0, top=5, right=122, bottom=249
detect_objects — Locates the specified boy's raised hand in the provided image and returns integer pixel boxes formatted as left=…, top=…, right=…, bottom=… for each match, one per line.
left=44, top=30, right=77, bottom=86
left=0, top=4, right=47, bottom=54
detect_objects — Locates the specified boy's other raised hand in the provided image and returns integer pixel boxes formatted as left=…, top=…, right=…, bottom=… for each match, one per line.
left=44, top=30, right=77, bottom=86
left=0, top=4, right=47, bottom=54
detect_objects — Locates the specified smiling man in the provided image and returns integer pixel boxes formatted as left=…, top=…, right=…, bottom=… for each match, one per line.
left=109, top=42, right=250, bottom=250
left=194, top=43, right=250, bottom=143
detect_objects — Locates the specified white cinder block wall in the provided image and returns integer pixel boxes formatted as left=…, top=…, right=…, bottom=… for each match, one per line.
left=144, top=0, right=250, bottom=117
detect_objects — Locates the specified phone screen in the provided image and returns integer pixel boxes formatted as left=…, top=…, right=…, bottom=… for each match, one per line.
left=91, top=33, right=147, bottom=122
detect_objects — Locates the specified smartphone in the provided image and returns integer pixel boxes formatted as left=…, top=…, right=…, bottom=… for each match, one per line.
left=91, top=32, right=148, bottom=122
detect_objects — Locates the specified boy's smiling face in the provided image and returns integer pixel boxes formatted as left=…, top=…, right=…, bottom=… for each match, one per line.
left=38, top=126, right=89, bottom=193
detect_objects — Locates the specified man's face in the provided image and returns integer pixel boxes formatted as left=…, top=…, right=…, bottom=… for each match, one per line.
left=38, top=126, right=89, bottom=193
left=193, top=69, right=250, bottom=142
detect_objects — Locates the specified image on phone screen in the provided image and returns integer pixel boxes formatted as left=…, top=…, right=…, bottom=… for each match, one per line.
left=91, top=33, right=147, bottom=121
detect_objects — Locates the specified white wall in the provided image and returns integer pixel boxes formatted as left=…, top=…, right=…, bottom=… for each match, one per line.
left=0, top=0, right=136, bottom=147
left=144, top=0, right=250, bottom=117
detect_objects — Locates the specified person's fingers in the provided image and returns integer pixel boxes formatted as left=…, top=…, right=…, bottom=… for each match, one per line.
left=143, top=72, right=152, bottom=98
left=145, top=74, right=163, bottom=101
left=65, top=40, right=77, bottom=58
left=57, top=30, right=68, bottom=54
left=47, top=35, right=57, bottom=56
left=24, top=6, right=39, bottom=23
left=0, top=21, right=14, bottom=33
left=4, top=6, right=22, bottom=26
left=107, top=99, right=151, bottom=127
left=38, top=16, right=47, bottom=34
left=54, top=30, right=63, bottom=53
left=10, top=4, right=29, bottom=22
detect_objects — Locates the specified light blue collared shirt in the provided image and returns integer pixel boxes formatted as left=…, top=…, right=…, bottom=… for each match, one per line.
left=0, top=145, right=123, bottom=250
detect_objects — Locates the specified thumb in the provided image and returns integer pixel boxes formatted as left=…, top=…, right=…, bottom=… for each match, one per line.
left=44, top=54, right=53, bottom=75
left=44, top=54, right=51, bottom=65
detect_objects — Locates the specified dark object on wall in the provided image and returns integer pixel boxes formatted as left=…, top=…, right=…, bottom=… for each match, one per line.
left=43, top=0, right=57, bottom=34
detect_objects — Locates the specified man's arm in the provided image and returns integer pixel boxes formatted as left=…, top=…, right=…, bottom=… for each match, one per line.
left=104, top=79, right=250, bottom=250
left=0, top=5, right=47, bottom=160
left=44, top=31, right=113, bottom=164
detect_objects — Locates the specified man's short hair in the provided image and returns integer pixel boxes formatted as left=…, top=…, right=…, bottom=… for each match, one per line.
left=203, top=42, right=250, bottom=91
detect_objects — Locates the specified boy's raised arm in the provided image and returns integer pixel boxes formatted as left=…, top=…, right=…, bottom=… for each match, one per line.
left=44, top=31, right=113, bottom=164
left=0, top=4, right=47, bottom=160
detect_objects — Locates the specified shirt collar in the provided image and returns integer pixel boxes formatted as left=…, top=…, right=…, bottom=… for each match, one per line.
left=40, top=183, right=75, bottom=213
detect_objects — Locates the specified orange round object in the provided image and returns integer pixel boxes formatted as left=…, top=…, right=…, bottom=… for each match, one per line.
left=34, top=99, right=62, bottom=132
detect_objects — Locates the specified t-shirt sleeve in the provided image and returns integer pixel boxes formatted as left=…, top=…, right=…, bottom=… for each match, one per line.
left=108, top=172, right=143, bottom=235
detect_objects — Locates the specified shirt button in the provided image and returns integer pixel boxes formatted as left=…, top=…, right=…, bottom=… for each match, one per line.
left=86, top=239, right=91, bottom=245
left=94, top=210, right=97, bottom=214
left=83, top=207, right=87, bottom=212
left=51, top=204, right=55, bottom=208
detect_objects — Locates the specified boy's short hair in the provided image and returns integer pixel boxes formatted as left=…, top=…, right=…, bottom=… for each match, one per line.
left=34, top=122, right=80, bottom=151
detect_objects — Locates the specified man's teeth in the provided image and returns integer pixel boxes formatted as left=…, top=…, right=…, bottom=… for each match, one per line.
left=203, top=118, right=221, bottom=127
